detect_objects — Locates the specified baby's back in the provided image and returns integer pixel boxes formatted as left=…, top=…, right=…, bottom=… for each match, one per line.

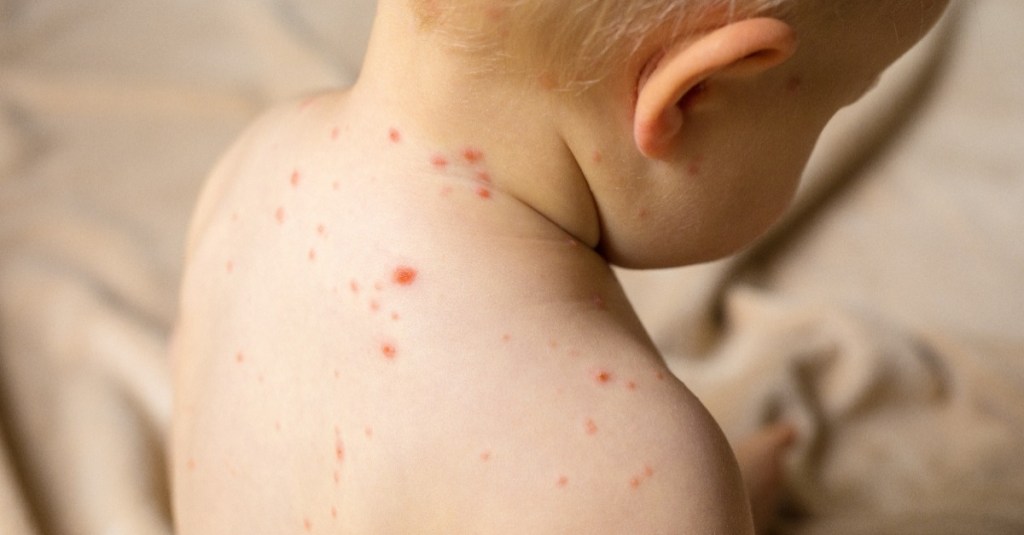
left=171, top=93, right=752, bottom=534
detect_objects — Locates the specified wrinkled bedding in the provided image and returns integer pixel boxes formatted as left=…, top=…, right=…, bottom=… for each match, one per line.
left=1, top=1, right=1022, bottom=533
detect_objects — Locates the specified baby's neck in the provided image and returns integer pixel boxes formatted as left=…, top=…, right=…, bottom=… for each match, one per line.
left=349, top=1, right=601, bottom=250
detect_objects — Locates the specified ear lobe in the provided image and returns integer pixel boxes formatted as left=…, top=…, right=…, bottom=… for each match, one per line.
left=634, top=17, right=797, bottom=159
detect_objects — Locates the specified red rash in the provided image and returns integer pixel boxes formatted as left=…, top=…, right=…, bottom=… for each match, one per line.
left=593, top=369, right=613, bottom=384
left=431, top=154, right=449, bottom=169
left=393, top=266, right=418, bottom=286
left=463, top=147, right=484, bottom=164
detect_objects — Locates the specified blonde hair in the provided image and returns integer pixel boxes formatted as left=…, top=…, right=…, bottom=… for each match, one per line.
left=410, top=0, right=791, bottom=90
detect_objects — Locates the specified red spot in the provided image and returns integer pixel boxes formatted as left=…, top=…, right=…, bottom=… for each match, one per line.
left=501, top=334, right=511, bottom=343
left=475, top=187, right=492, bottom=200
left=463, top=147, right=484, bottom=164
left=274, top=206, right=286, bottom=224
left=300, top=95, right=316, bottom=109
left=330, top=506, right=338, bottom=519
left=630, top=476, right=642, bottom=489
left=374, top=281, right=384, bottom=291
left=439, top=185, right=454, bottom=197
left=626, top=380, right=638, bottom=391
left=235, top=351, right=245, bottom=364
left=475, top=170, right=492, bottom=183
left=592, top=294, right=607, bottom=310
left=593, top=369, right=614, bottom=385
left=369, top=300, right=380, bottom=313
left=584, top=418, right=598, bottom=435
left=592, top=151, right=603, bottom=164
left=290, top=170, right=301, bottom=188
left=556, top=475, right=569, bottom=488
left=430, top=154, right=449, bottom=169
left=567, top=238, right=579, bottom=248
left=644, top=465, right=654, bottom=478
left=316, top=224, right=327, bottom=237
left=330, top=126, right=340, bottom=140
left=333, top=369, right=341, bottom=380
left=230, top=212, right=239, bottom=223
left=548, top=339, right=560, bottom=349
left=332, top=181, right=340, bottom=191
left=391, top=312, right=401, bottom=321
left=333, top=469, right=341, bottom=485
left=334, top=431, right=345, bottom=462
left=350, top=280, right=360, bottom=294
left=274, top=420, right=282, bottom=432
left=388, top=128, right=402, bottom=143
left=638, top=208, right=650, bottom=220
left=480, top=450, right=492, bottom=462
left=225, top=260, right=234, bottom=274
left=303, top=517, right=313, bottom=532
left=381, top=343, right=397, bottom=360
left=364, top=426, right=374, bottom=439
left=186, top=458, right=196, bottom=471
left=687, top=155, right=704, bottom=176
left=393, top=266, right=418, bottom=286
left=308, top=248, right=317, bottom=262
left=786, top=75, right=802, bottom=94
left=656, top=371, right=666, bottom=381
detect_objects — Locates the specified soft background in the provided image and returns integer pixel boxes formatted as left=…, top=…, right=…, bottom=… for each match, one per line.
left=0, top=1, right=1021, bottom=533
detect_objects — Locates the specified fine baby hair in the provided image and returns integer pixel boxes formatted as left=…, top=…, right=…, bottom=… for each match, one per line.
left=409, top=0, right=792, bottom=89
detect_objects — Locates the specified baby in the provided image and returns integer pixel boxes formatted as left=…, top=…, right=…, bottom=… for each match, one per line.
left=171, top=0, right=947, bottom=533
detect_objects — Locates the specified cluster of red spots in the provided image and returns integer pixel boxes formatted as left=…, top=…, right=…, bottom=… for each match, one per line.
left=480, top=450, right=492, bottom=462
left=290, top=170, right=302, bottom=188
left=388, top=127, right=402, bottom=143
left=381, top=342, right=397, bottom=360
left=274, top=206, right=286, bottom=224
left=430, top=154, right=449, bottom=169
left=556, top=475, right=569, bottom=488
left=584, top=418, right=599, bottom=435
left=629, top=465, right=656, bottom=490
left=392, top=266, right=418, bottom=286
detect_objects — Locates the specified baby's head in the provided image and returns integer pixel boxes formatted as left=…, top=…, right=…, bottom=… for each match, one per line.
left=395, top=0, right=949, bottom=267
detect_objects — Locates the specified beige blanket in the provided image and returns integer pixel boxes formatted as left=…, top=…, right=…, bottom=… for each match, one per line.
left=1, top=1, right=1021, bottom=533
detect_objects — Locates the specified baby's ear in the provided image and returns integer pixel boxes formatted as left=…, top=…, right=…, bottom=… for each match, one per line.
left=634, top=18, right=797, bottom=159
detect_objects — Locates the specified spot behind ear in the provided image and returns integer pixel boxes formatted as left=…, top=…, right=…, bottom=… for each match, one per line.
left=634, top=17, right=797, bottom=159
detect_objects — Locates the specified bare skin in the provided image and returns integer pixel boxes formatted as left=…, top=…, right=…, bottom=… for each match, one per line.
left=171, top=0, right=947, bottom=533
